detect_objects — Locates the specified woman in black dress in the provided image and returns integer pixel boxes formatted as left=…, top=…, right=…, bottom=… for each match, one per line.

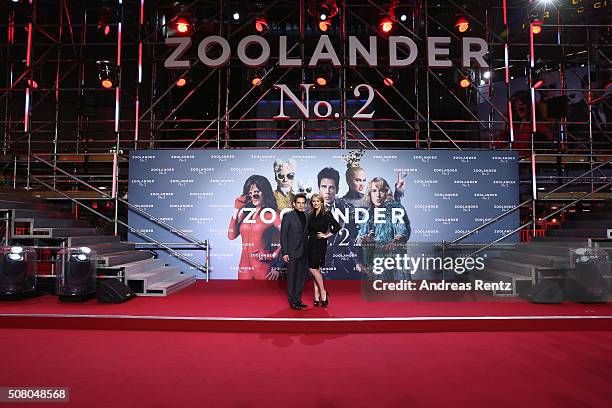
left=307, top=193, right=341, bottom=307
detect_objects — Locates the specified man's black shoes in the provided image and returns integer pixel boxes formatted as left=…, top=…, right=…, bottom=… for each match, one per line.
left=290, top=302, right=308, bottom=310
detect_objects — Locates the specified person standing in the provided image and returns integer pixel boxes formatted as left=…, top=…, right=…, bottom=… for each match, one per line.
left=307, top=193, right=340, bottom=307
left=280, top=193, right=309, bottom=310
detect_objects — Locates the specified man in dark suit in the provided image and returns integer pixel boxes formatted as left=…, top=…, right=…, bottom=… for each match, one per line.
left=280, top=193, right=309, bottom=310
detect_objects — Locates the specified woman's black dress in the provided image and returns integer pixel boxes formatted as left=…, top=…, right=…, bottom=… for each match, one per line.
left=307, top=210, right=341, bottom=269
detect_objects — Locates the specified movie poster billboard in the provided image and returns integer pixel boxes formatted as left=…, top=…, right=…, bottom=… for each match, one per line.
left=128, top=150, right=519, bottom=280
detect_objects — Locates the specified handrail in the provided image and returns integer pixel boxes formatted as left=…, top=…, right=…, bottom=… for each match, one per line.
left=33, top=176, right=209, bottom=281
left=466, top=180, right=612, bottom=257
left=449, top=155, right=612, bottom=246
left=31, top=154, right=208, bottom=250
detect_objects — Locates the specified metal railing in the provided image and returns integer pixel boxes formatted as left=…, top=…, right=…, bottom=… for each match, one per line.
left=29, top=155, right=211, bottom=281
left=445, top=154, right=612, bottom=254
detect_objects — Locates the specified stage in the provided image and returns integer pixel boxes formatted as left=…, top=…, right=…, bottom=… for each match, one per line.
left=1, top=281, right=610, bottom=333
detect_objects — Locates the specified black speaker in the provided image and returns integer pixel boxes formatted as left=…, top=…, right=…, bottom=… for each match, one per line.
left=565, top=263, right=610, bottom=303
left=97, top=279, right=135, bottom=303
left=529, top=279, right=564, bottom=304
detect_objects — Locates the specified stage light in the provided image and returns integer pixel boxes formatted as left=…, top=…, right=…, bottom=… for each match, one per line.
left=459, top=78, right=470, bottom=88
left=1, top=246, right=37, bottom=300
left=175, top=17, right=190, bottom=34
left=455, top=17, right=469, bottom=33
left=97, top=6, right=114, bottom=37
left=27, top=79, right=38, bottom=89
left=96, top=60, right=116, bottom=89
left=314, top=64, right=332, bottom=87
left=232, top=12, right=240, bottom=21
left=176, top=77, right=187, bottom=87
left=531, top=63, right=545, bottom=89
left=531, top=22, right=542, bottom=35
left=249, top=68, right=265, bottom=87
left=380, top=17, right=394, bottom=34
left=382, top=69, right=398, bottom=87
left=400, top=14, right=408, bottom=22
left=255, top=16, right=269, bottom=33
left=318, top=20, right=331, bottom=32
left=57, top=247, right=97, bottom=302
left=308, top=1, right=339, bottom=22
left=483, top=71, right=491, bottom=79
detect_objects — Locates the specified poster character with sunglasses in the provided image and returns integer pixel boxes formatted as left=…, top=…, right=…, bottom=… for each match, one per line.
left=356, top=176, right=411, bottom=280
left=228, top=175, right=282, bottom=280
left=273, top=160, right=296, bottom=211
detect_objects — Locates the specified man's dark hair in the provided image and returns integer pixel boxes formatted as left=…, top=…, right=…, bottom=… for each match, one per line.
left=293, top=193, right=307, bottom=203
left=317, top=167, right=340, bottom=190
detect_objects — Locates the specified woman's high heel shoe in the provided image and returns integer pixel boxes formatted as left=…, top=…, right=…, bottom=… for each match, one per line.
left=321, top=292, right=329, bottom=307
left=313, top=297, right=320, bottom=307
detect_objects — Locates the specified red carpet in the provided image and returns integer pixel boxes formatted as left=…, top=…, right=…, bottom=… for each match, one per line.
left=1, top=329, right=610, bottom=408
left=1, top=281, right=610, bottom=333
left=1, top=280, right=610, bottom=318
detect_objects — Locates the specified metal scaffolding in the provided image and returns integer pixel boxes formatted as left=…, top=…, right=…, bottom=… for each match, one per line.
left=0, top=0, right=610, bottom=235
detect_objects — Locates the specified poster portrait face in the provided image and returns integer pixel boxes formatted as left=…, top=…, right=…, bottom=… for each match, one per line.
left=348, top=168, right=367, bottom=194
left=274, top=160, right=295, bottom=192
left=319, top=178, right=337, bottom=204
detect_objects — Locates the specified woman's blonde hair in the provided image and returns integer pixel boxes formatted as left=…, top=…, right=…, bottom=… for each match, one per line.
left=363, top=177, right=392, bottom=207
left=310, top=193, right=327, bottom=214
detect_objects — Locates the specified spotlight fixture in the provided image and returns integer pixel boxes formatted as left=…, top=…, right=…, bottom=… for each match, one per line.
left=97, top=7, right=114, bottom=36
left=96, top=60, right=117, bottom=89
left=531, top=21, right=542, bottom=35
left=308, top=1, right=339, bottom=22
left=455, top=69, right=475, bottom=89
left=382, top=69, right=399, bottom=87
left=318, top=20, right=331, bottom=32
left=454, top=17, right=469, bottom=33
left=255, top=16, right=269, bottom=33
left=530, top=63, right=545, bottom=89
left=529, top=11, right=543, bottom=35
left=27, top=79, right=38, bottom=89
left=176, top=77, right=187, bottom=87
left=175, top=17, right=191, bottom=34
left=232, top=12, right=240, bottom=21
left=379, top=17, right=394, bottom=34
left=483, top=70, right=491, bottom=79
left=249, top=68, right=266, bottom=87
left=1, top=246, right=37, bottom=300
left=314, top=64, right=333, bottom=87
left=57, top=247, right=97, bottom=302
